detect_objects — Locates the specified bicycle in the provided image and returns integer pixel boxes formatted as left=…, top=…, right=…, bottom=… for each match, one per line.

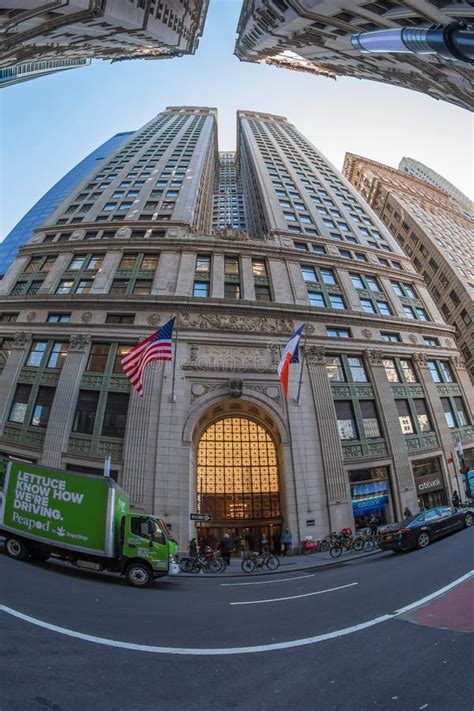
left=241, top=551, right=280, bottom=573
left=180, top=548, right=225, bottom=574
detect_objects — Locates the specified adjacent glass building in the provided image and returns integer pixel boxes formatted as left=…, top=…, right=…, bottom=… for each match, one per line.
left=0, top=131, right=134, bottom=277
left=0, top=107, right=472, bottom=550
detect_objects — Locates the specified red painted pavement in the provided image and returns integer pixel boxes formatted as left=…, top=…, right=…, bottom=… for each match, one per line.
left=403, top=579, right=474, bottom=633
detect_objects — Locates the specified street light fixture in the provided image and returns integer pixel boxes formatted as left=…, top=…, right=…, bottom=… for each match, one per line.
left=351, top=23, right=474, bottom=65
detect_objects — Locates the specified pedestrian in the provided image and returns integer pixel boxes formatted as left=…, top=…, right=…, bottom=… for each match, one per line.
left=281, top=528, right=292, bottom=556
left=219, top=533, right=233, bottom=566
left=451, top=489, right=461, bottom=510
left=403, top=506, right=412, bottom=518
left=272, top=529, right=281, bottom=556
left=369, top=513, right=378, bottom=538
left=189, top=537, right=198, bottom=556
left=260, top=533, right=270, bottom=554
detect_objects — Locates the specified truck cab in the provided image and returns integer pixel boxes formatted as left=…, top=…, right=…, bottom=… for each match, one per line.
left=121, top=514, right=179, bottom=587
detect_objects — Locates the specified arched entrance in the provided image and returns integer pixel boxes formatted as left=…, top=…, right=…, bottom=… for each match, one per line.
left=196, top=415, right=282, bottom=553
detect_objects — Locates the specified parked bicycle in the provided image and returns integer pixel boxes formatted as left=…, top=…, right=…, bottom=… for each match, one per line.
left=180, top=546, right=225, bottom=574
left=241, top=551, right=280, bottom=573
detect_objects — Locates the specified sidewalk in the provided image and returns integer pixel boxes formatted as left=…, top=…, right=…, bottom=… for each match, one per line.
left=179, top=548, right=386, bottom=578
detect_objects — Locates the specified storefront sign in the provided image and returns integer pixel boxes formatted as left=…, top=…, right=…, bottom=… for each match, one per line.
left=415, top=473, right=443, bottom=494
left=305, top=519, right=315, bottom=526
left=352, top=494, right=388, bottom=514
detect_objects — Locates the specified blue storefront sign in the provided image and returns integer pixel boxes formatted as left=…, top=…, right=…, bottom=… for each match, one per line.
left=352, top=494, right=389, bottom=514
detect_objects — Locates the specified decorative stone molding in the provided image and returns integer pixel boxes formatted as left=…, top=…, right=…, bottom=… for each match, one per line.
left=364, top=349, right=384, bottom=366
left=361, top=328, right=373, bottom=340
left=147, top=313, right=162, bottom=327
left=180, top=312, right=295, bottom=335
left=183, top=344, right=273, bottom=373
left=268, top=343, right=280, bottom=367
left=229, top=378, right=243, bottom=398
left=305, top=346, right=325, bottom=367
left=12, top=332, right=32, bottom=349
left=408, top=334, right=418, bottom=344
left=445, top=338, right=454, bottom=348
left=190, top=382, right=225, bottom=403
left=69, top=334, right=91, bottom=353
left=450, top=355, right=466, bottom=370
left=413, top=352, right=427, bottom=366
left=26, top=311, right=36, bottom=322
left=246, top=384, right=281, bottom=404
left=81, top=312, right=93, bottom=323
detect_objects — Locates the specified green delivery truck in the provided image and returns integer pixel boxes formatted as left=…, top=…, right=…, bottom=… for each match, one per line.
left=0, top=461, right=179, bottom=588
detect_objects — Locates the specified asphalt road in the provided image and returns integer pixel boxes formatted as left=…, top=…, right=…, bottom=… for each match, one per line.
left=1, top=528, right=473, bottom=711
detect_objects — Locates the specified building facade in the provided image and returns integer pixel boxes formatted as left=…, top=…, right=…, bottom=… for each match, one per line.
left=235, top=0, right=474, bottom=111
left=0, top=107, right=472, bottom=552
left=0, top=58, right=91, bottom=88
left=0, top=1, right=209, bottom=72
left=343, top=153, right=474, bottom=384
left=399, top=157, right=474, bottom=220
left=0, top=131, right=135, bottom=278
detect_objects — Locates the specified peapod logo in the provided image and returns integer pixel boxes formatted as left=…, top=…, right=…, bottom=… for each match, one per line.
left=418, top=478, right=441, bottom=491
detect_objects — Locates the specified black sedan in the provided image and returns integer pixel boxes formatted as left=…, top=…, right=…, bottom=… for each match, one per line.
left=379, top=506, right=473, bottom=552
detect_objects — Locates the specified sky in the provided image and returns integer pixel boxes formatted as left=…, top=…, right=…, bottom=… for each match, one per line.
left=0, top=0, right=472, bottom=241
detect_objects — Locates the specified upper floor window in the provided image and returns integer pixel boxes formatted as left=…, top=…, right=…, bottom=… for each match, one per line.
left=427, top=360, right=453, bottom=384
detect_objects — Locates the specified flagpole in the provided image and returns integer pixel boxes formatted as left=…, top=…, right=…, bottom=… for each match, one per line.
left=169, top=314, right=179, bottom=403
left=294, top=323, right=308, bottom=406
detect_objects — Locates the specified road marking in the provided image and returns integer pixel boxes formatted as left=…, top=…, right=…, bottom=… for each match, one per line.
left=229, top=581, right=358, bottom=605
left=221, top=573, right=316, bottom=587
left=1, top=571, right=471, bottom=656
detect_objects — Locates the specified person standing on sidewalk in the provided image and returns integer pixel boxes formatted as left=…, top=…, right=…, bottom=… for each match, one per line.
left=369, top=513, right=379, bottom=538
left=220, top=533, right=233, bottom=566
left=451, top=490, right=461, bottom=510
left=281, top=528, right=292, bottom=556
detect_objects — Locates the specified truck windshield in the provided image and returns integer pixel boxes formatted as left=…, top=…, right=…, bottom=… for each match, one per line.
left=157, top=518, right=176, bottom=543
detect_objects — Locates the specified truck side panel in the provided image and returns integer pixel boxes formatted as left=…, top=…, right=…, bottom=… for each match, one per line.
left=1, top=462, right=113, bottom=556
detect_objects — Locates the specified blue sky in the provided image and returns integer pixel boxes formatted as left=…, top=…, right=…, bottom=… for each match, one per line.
left=1, top=0, right=472, bottom=240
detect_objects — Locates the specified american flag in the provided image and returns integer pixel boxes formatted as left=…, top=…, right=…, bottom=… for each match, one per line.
left=120, top=318, right=175, bottom=396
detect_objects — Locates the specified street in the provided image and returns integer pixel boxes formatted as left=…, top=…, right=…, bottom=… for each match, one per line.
left=1, top=528, right=473, bottom=711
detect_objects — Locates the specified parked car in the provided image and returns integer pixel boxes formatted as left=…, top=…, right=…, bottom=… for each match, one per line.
left=379, top=506, right=473, bottom=552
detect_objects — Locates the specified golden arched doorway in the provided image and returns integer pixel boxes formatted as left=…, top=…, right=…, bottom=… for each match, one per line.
left=196, top=416, right=282, bottom=550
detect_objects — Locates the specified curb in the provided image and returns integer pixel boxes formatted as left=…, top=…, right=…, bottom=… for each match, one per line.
left=178, top=548, right=386, bottom=578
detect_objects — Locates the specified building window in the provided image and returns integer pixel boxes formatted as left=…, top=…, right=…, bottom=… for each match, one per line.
left=396, top=400, right=415, bottom=435
left=400, top=359, right=417, bottom=383
left=86, top=344, right=110, bottom=373
left=348, top=357, right=368, bottom=382
left=8, top=384, right=32, bottom=424
left=47, top=313, right=71, bottom=323
left=46, top=342, right=68, bottom=369
left=30, top=386, right=55, bottom=428
left=73, top=390, right=100, bottom=435
left=381, top=332, right=400, bottom=342
left=423, top=337, right=439, bottom=347
left=414, top=399, right=432, bottom=433
left=101, top=393, right=129, bottom=438
left=335, top=401, right=358, bottom=440
left=360, top=400, right=381, bottom=439
left=26, top=341, right=47, bottom=367
left=441, top=398, right=456, bottom=429
left=193, top=281, right=209, bottom=297
left=326, top=327, right=351, bottom=338
left=105, top=314, right=135, bottom=324
left=383, top=359, right=400, bottom=383
left=453, top=397, right=469, bottom=427
left=326, top=356, right=345, bottom=382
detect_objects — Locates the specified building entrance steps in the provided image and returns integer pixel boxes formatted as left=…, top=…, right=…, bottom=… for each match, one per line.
left=179, top=547, right=386, bottom=578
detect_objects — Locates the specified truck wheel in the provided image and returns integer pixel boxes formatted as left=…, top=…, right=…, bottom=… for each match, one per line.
left=125, top=562, right=153, bottom=588
left=5, top=536, right=29, bottom=561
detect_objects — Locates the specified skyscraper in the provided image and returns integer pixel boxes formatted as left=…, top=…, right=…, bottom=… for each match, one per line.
left=235, top=1, right=474, bottom=111
left=399, top=158, right=474, bottom=219
left=0, top=107, right=472, bottom=548
left=0, top=58, right=91, bottom=88
left=0, top=1, right=210, bottom=80
left=0, top=131, right=135, bottom=278
left=343, top=153, right=474, bottom=382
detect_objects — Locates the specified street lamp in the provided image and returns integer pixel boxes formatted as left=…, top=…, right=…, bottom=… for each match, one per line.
left=351, top=23, right=474, bottom=65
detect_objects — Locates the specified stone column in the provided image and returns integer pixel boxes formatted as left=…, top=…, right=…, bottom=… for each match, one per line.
left=337, top=270, right=364, bottom=314
left=363, top=349, right=416, bottom=515
left=451, top=355, right=474, bottom=414
left=175, top=252, right=196, bottom=297
left=268, top=258, right=293, bottom=304
left=379, top=276, right=405, bottom=319
left=153, top=252, right=180, bottom=296
left=305, top=346, right=352, bottom=530
left=0, top=332, right=31, bottom=434
left=39, top=253, right=73, bottom=294
left=122, top=363, right=164, bottom=507
left=287, top=261, right=310, bottom=305
left=211, top=253, right=224, bottom=299
left=0, top=256, right=29, bottom=296
left=241, top=256, right=256, bottom=301
left=90, top=251, right=121, bottom=293
left=40, top=335, right=91, bottom=469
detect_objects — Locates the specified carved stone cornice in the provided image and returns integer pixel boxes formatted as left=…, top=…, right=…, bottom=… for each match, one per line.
left=12, top=332, right=32, bottom=349
left=413, top=352, right=428, bottom=366
left=450, top=354, right=466, bottom=370
left=305, top=346, right=325, bottom=367
left=69, top=334, right=91, bottom=353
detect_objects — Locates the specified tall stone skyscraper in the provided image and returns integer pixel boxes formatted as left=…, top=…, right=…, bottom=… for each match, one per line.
left=343, top=153, right=474, bottom=383
left=399, top=158, right=474, bottom=220
left=0, top=1, right=210, bottom=82
left=0, top=131, right=135, bottom=278
left=235, top=1, right=473, bottom=111
left=0, top=108, right=472, bottom=549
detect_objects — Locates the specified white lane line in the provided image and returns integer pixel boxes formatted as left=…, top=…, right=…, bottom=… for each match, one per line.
left=229, top=581, right=358, bottom=605
left=1, top=570, right=471, bottom=656
left=221, top=574, right=316, bottom=587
